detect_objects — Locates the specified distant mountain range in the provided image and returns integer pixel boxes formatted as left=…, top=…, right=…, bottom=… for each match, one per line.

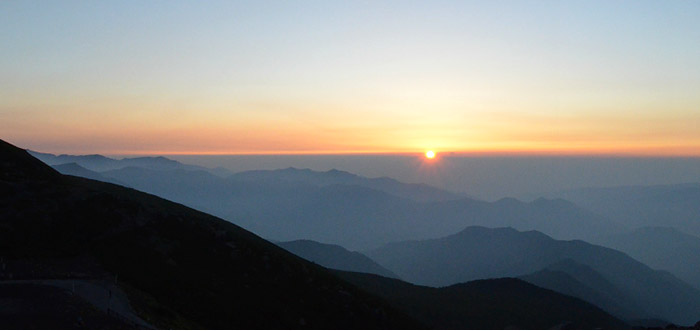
left=85, top=167, right=626, bottom=249
left=520, top=259, right=650, bottom=322
left=231, top=167, right=467, bottom=202
left=30, top=151, right=624, bottom=250
left=51, top=162, right=123, bottom=184
left=28, top=150, right=233, bottom=177
left=544, top=183, right=700, bottom=236
left=277, top=240, right=399, bottom=279
left=367, top=226, right=700, bottom=325
left=592, top=226, right=700, bottom=290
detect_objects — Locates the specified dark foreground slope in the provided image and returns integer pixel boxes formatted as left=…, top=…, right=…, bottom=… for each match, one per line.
left=0, top=139, right=418, bottom=329
left=335, top=271, right=626, bottom=329
left=0, top=283, right=132, bottom=329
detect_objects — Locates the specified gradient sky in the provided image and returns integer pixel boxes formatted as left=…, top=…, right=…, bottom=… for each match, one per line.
left=2, top=0, right=700, bottom=155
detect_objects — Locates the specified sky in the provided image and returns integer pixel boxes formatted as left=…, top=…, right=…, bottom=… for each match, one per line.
left=2, top=0, right=700, bottom=155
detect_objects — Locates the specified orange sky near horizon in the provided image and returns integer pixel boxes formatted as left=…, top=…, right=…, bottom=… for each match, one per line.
left=3, top=76, right=699, bottom=156
left=5, top=104, right=700, bottom=156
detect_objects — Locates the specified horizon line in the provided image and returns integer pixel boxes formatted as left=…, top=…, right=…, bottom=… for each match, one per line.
left=31, top=149, right=700, bottom=159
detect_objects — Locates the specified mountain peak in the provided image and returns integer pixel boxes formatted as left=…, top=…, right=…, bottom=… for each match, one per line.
left=326, top=168, right=350, bottom=174
left=494, top=197, right=523, bottom=206
left=282, top=166, right=306, bottom=172
left=450, top=226, right=550, bottom=243
left=453, top=226, right=549, bottom=240
left=51, top=162, right=93, bottom=175
left=59, top=153, right=109, bottom=160
left=124, top=156, right=177, bottom=163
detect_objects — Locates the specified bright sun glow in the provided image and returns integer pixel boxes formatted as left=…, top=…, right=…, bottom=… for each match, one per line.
left=425, top=150, right=436, bottom=159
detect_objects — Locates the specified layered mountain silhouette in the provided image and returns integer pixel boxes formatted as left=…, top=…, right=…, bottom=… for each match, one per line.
left=520, top=259, right=651, bottom=322
left=28, top=150, right=232, bottom=177
left=39, top=153, right=623, bottom=250
left=51, top=162, right=121, bottom=184
left=367, top=226, right=700, bottom=325
left=545, top=183, right=700, bottom=236
left=2, top=140, right=418, bottom=329
left=335, top=271, right=626, bottom=329
left=277, top=240, right=399, bottom=279
left=3, top=139, right=639, bottom=329
left=231, top=167, right=466, bottom=202
left=592, top=226, right=700, bottom=290
left=104, top=172, right=623, bottom=249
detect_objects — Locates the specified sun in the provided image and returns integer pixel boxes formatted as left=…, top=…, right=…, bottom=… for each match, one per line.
left=425, top=150, right=436, bottom=159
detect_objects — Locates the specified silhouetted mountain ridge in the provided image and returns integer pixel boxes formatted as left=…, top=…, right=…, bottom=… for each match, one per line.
left=335, top=271, right=627, bottom=329
left=592, top=226, right=700, bottom=290
left=277, top=240, right=400, bottom=279
left=28, top=150, right=232, bottom=177
left=520, top=259, right=652, bottom=322
left=545, top=183, right=700, bottom=236
left=51, top=162, right=118, bottom=183
left=368, top=226, right=700, bottom=325
left=230, top=166, right=466, bottom=202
